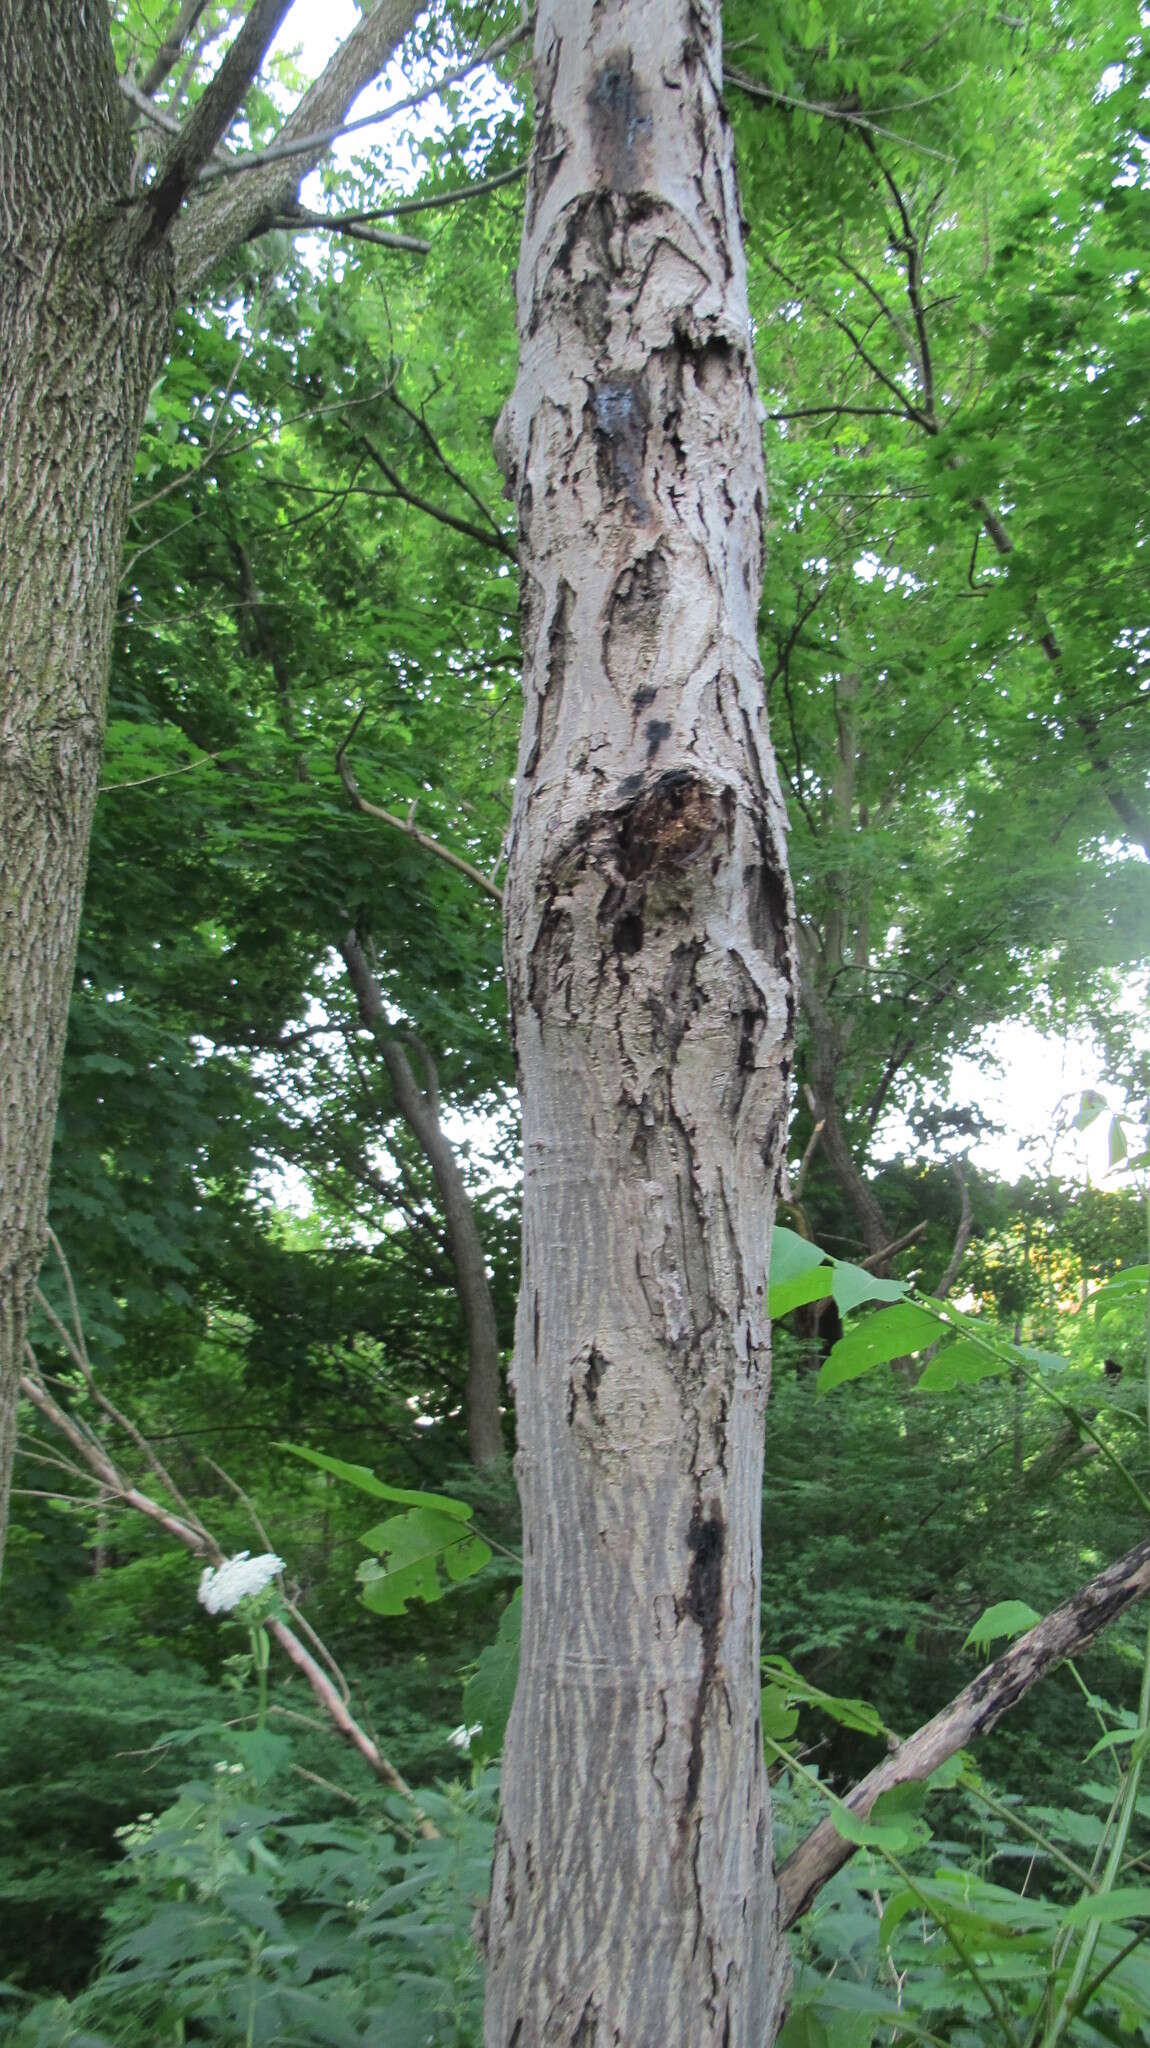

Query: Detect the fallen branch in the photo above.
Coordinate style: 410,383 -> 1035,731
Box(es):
779,1531 -> 1150,1927
934,1156 -> 974,1299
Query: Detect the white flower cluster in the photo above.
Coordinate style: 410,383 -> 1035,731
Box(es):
197,1551 -> 284,1615
447,1722 -> 483,1753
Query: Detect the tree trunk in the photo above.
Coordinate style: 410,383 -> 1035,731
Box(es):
0,0 -> 418,1584
340,934 -> 505,1464
0,5 -> 175,1578
485,3 -> 796,2040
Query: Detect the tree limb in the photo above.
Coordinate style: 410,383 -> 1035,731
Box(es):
146,0 -> 296,235
193,20 -> 531,185
779,1531 -> 1150,1927
173,0 -> 422,295
272,202 -> 430,255
354,432 -> 516,557
136,0 -> 211,101
933,1157 -> 974,1298
859,1219 -> 928,1270
307,159 -> 529,225
723,66 -> 952,162
17,1362 -> 433,1825
336,709 -> 506,906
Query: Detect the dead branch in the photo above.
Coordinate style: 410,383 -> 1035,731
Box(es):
933,1157 -> 974,1299
859,1220 -> 929,1270
779,1530 -> 1150,1926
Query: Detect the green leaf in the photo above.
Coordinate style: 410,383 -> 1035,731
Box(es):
818,1304 -> 943,1394
832,1782 -> 930,1854
1074,1089 -> 1108,1129
360,1555 -> 440,1614
963,1600 -> 1041,1652
771,1226 -> 829,1287
761,1656 -> 886,1736
463,1593 -> 522,1760
278,1443 -> 472,1519
355,1503 -> 492,1613
1109,1116 -> 1128,1167
1062,1886 -> 1150,1928
761,1684 -> 800,1740
770,1265 -> 835,1318
1090,1265 -> 1149,1308
230,1727 -> 292,1786
830,1263 -> 908,1315
916,1339 -> 1009,1391
358,1508 -> 469,1558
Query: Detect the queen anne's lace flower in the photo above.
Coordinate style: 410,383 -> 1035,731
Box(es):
198,1551 -> 284,1615
447,1722 -> 483,1753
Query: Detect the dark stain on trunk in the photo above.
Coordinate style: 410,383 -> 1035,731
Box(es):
590,375 -> 650,521
616,772 -> 730,882
684,1499 -> 724,1811
587,48 -> 652,192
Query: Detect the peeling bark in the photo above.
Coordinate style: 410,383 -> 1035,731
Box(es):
485,4 -> 795,2041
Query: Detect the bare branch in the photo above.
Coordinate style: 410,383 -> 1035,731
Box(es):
779,1530 -> 1150,1926
274,203 -> 430,255
119,73 -> 232,161
859,1219 -> 928,1269
17,1365 -> 433,1826
336,710 -> 506,907
311,159 -> 529,225
136,0 -> 211,101
933,1158 -> 974,1298
354,432 -> 516,556
146,0 -> 296,235
724,66 -> 952,163
766,404 -> 908,423
389,387 -> 508,536
195,19 -> 531,186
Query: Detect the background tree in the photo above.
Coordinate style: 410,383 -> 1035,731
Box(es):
0,0 -> 437,1573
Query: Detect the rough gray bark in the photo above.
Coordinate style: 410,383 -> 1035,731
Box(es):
0,2 -> 175,1581
340,933 -> 505,1466
0,0 -> 418,1583
484,2 -> 796,2040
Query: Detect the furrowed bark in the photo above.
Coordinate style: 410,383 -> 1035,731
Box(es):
779,1531 -> 1150,1928
340,933 -> 505,1465
0,0 -> 435,1585
0,2 -> 175,1580
485,3 -> 796,2041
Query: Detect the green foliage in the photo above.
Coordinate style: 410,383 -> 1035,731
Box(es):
462,1593 -> 521,1764
0,1732 -> 496,2048
280,1446 -> 494,1613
